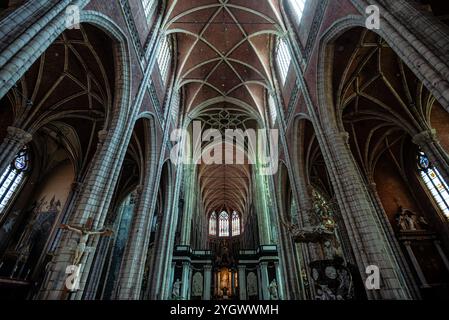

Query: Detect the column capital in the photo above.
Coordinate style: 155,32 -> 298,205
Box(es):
6,126 -> 32,144
412,129 -> 437,146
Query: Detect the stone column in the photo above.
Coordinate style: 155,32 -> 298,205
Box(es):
180,165 -> 195,245
238,265 -> 247,300
203,265 -> 212,300
321,129 -> 412,299
181,262 -> 191,300
117,168 -> 158,300
38,124 -> 133,300
0,126 -> 32,174
167,262 -> 176,300
351,0 -> 449,109
434,241 -> 449,273
377,0 -> 449,66
403,241 -> 430,288
259,262 -> 270,300
367,182 -> 421,299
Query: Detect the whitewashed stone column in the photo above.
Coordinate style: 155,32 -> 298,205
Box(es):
181,262 -> 191,300
117,136 -> 159,300
38,121 -> 133,299
321,129 -> 412,299
367,182 -> 421,299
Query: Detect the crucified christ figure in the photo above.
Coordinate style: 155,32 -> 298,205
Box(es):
60,221 -> 113,265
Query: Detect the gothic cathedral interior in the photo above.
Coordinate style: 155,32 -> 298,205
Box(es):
1,0 -> 449,301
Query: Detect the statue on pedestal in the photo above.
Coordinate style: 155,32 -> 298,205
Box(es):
395,204 -> 429,232
268,279 -> 279,300
172,278 -> 182,299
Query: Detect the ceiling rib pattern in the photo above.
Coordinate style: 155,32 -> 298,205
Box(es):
165,0 -> 283,115
164,0 -> 283,217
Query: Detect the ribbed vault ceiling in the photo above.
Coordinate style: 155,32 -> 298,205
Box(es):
164,0 -> 283,219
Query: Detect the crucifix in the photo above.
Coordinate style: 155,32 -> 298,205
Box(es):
60,218 -> 113,266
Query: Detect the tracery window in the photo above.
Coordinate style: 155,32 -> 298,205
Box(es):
0,148 -> 30,216
275,38 -> 291,85
219,211 -> 230,237
142,0 -> 157,21
288,0 -> 306,23
157,36 -> 172,84
209,212 -> 217,236
232,211 -> 240,236
418,151 -> 449,218
209,210 -> 242,237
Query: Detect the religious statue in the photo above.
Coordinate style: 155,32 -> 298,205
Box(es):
311,189 -> 337,232
60,219 -> 113,265
395,205 -> 429,232
172,278 -> 182,299
323,240 -> 336,260
220,270 -> 230,295
310,260 -> 354,301
268,279 -> 279,300
315,284 -> 336,300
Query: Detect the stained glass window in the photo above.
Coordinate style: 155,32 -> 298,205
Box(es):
157,36 -> 172,84
219,211 -> 229,237
418,151 -> 449,218
275,38 -> 291,85
209,212 -> 217,236
232,211 -> 240,236
0,148 -> 30,216
288,0 -> 306,23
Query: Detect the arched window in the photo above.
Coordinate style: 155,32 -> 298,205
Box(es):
157,36 -> 172,84
288,0 -> 306,23
209,212 -> 217,236
142,0 -> 157,21
0,148 -> 30,216
219,211 -> 229,237
232,211 -> 240,236
418,151 -> 449,218
275,38 -> 291,85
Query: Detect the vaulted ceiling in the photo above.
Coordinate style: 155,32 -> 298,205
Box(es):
163,0 -> 284,218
